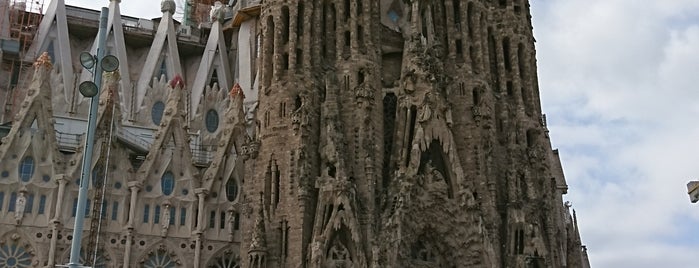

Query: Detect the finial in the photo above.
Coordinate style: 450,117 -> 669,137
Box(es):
34,52 -> 53,69
169,74 -> 185,89
229,83 -> 245,99
210,1 -> 226,23
161,0 -> 176,14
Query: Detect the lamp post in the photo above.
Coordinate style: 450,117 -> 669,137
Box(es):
64,7 -> 119,268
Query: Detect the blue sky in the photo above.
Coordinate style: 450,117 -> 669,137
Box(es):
62,1 -> 699,267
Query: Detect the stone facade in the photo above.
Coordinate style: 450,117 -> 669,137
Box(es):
0,0 -> 589,267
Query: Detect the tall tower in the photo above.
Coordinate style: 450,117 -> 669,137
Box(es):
242,0 -> 588,267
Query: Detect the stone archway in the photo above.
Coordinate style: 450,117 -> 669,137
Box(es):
206,248 -> 241,268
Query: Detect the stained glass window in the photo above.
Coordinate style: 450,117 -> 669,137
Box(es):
19,157 -> 35,182
206,109 -> 219,133
161,172 -> 175,196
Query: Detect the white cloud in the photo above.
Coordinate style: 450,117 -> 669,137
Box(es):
532,1 -> 699,267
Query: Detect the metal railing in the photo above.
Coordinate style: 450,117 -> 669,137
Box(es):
191,143 -> 216,166
114,127 -> 151,153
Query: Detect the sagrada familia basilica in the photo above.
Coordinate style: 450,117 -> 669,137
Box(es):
0,0 -> 590,267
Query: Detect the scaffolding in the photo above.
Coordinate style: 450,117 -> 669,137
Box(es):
0,0 -> 45,123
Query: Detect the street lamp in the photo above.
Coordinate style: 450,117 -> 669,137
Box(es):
63,7 -> 118,268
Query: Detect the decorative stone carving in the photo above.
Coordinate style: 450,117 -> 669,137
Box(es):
14,188 -> 27,225
160,0 -> 176,14
210,1 -> 226,23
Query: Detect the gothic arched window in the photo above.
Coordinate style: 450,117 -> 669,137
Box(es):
19,157 -> 35,182
161,172 -> 175,196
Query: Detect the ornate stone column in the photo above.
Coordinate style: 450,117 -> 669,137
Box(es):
123,181 -> 141,268
47,175 -> 69,267
193,188 -> 208,268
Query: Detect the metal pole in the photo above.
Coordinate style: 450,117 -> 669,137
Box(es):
67,7 -> 108,268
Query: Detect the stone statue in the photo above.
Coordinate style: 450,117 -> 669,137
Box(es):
15,190 -> 27,224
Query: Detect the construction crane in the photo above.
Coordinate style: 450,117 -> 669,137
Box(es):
0,0 -> 45,123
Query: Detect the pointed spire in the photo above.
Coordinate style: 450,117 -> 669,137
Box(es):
250,193 -> 267,251
191,12 -> 233,116
135,1 -> 184,113
25,0 -> 74,105
79,0 -> 132,120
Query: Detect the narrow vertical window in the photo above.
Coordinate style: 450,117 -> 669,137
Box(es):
234,213 -> 240,230
19,157 -> 35,182
209,211 -> 216,229
112,201 -> 119,221
85,199 -> 91,218
220,211 -> 226,229
297,3 -> 304,37
503,38 -> 512,72
8,192 -> 17,212
154,205 -> 161,224
24,194 -> 34,213
101,201 -> 108,218
180,207 -> 187,226
47,41 -> 56,64
71,198 -> 77,217
161,171 -> 175,196
282,6 -> 290,44
0,192 -> 4,211
38,195 -> 46,214
452,0 -> 462,29
159,58 -> 168,80
143,204 -> 150,223
169,207 -> 175,225
209,69 -> 219,88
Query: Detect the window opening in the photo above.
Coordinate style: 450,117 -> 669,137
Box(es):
206,109 -> 220,133
161,171 -> 175,196
144,204 -> 150,223
180,207 -> 187,226
209,69 -> 219,88
24,194 -> 34,213
209,211 -> 216,229
220,211 -> 226,229
19,157 -> 35,182
151,101 -> 166,125
9,192 -> 17,212
226,177 -> 239,202
112,201 -> 118,221
154,205 -> 161,224
169,207 -> 175,225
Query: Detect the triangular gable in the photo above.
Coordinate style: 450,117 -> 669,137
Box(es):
136,77 -> 196,186
78,1 -> 132,121
135,8 -> 183,112
25,0 -> 74,105
201,86 -> 246,191
0,54 -> 63,175
191,19 -> 233,117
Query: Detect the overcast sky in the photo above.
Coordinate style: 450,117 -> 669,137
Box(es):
61,1 -> 699,267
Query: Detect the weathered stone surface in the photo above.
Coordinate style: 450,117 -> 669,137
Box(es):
0,0 -> 588,267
